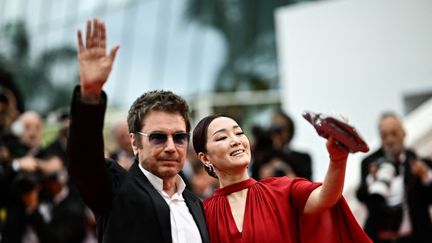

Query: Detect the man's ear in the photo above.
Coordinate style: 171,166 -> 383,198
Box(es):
130,133 -> 139,155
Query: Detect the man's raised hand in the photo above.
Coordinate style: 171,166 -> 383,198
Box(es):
77,17 -> 119,103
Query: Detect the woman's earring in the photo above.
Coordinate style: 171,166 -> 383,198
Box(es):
208,164 -> 215,174
205,163 -> 218,178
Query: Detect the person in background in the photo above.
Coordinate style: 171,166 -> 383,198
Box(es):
0,68 -> 25,134
42,109 -> 99,242
22,154 -> 88,243
257,150 -> 296,180
1,111 -> 43,241
0,87 -> 20,134
356,112 -> 432,242
109,121 -> 134,171
1,153 -> 89,243
269,110 -> 313,180
14,111 -> 44,156
44,109 -> 70,165
5,111 -> 43,178
189,156 -> 218,199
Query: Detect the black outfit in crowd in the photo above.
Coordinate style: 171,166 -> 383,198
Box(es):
26,189 -> 88,243
250,148 -> 312,181
356,148 -> 432,242
67,87 -> 209,243
282,149 -> 312,181
1,173 -> 87,243
0,170 -> 31,242
43,139 -> 67,166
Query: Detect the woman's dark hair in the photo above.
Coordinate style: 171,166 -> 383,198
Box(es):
192,114 -> 232,178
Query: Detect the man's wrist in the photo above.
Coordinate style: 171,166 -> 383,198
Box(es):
81,94 -> 101,104
80,87 -> 102,104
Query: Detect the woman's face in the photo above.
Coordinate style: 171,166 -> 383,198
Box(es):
201,117 -> 251,175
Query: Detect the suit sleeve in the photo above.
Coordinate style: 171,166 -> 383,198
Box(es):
67,86 -> 112,215
300,197 -> 372,243
421,158 -> 432,203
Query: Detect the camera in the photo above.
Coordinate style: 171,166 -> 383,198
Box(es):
14,171 -> 40,194
368,158 -> 396,197
367,158 -> 403,231
0,132 -> 30,165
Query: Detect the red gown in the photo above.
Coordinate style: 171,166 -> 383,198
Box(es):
204,177 -> 371,243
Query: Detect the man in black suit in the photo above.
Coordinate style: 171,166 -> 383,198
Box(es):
44,109 -> 70,165
356,112 -> 432,242
1,154 -> 88,243
24,155 -> 88,243
67,18 -> 209,243
270,110 -> 313,180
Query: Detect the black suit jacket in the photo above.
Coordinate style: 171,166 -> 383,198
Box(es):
67,87 -> 209,243
356,148 -> 432,242
1,175 -> 87,243
27,188 -> 88,243
283,149 -> 312,181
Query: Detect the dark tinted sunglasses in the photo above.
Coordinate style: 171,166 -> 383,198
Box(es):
137,132 -> 189,147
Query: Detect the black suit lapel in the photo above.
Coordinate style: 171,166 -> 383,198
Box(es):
130,164 -> 172,243
184,191 -> 209,243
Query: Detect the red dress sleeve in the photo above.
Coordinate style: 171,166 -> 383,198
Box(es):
300,197 -> 372,243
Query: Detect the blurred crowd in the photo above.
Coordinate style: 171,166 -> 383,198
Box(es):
249,110 -> 312,182
0,70 -> 96,243
1,66 -> 431,242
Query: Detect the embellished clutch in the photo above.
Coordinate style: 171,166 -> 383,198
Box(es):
303,111 -> 369,153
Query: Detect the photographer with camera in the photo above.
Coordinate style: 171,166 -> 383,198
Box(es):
356,112 -> 432,242
269,110 -> 313,180
2,154 -> 88,243
250,111 -> 313,181
23,154 -> 88,243
1,109 -> 90,242
0,123 -> 40,242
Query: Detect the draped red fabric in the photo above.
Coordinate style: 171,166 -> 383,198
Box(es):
204,177 -> 371,243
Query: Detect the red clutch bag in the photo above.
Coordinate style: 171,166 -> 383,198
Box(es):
303,111 -> 369,153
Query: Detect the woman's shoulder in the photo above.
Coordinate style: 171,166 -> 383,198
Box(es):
257,177 -> 321,208
257,176 -> 319,194
203,194 -> 223,210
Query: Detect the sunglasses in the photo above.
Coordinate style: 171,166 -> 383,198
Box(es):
137,131 -> 189,147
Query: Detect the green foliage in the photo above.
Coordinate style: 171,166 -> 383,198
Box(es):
185,0 -> 320,93
0,20 -> 78,115
185,0 -> 320,124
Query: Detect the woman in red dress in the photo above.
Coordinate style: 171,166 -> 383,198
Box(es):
192,114 -> 371,243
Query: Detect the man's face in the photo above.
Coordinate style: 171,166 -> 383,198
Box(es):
379,117 -> 405,157
39,156 -> 66,196
131,111 -> 188,179
270,114 -> 292,149
113,123 -> 132,153
20,113 -> 43,150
